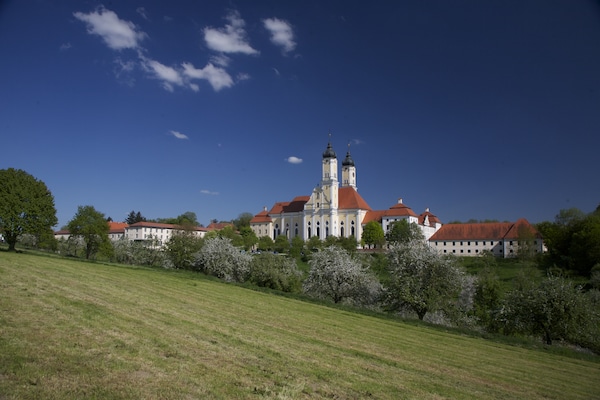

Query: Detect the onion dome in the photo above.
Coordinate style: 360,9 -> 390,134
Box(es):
342,147 -> 354,166
322,141 -> 336,159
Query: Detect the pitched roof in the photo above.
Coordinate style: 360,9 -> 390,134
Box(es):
383,199 -> 417,218
108,222 -> 128,234
429,219 -> 540,241
419,209 -> 441,225
339,187 -> 372,210
250,208 -> 272,224
362,210 -> 386,225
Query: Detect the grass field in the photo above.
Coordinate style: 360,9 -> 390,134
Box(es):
1,251 -> 599,399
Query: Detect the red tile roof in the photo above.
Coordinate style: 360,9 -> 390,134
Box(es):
362,210 -> 386,225
250,208 -> 272,224
429,219 -> 540,241
383,199 -> 417,218
419,209 -> 441,225
108,222 -> 128,234
339,187 -> 372,210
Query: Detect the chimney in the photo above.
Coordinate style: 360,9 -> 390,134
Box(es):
397,198 -> 403,204
425,207 -> 430,212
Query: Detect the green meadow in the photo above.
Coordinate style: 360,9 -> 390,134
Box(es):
1,251 -> 598,399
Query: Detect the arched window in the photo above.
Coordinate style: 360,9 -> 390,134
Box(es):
351,220 -> 355,237
307,222 -> 311,238
295,223 -> 298,236
316,221 -> 320,238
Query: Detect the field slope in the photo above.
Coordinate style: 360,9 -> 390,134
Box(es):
1,251 -> 598,399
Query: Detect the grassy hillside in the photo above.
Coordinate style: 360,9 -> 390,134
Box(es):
1,251 -> 598,399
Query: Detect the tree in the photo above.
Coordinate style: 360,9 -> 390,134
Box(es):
274,234 -> 290,253
362,220 -> 385,249
193,237 -> 252,282
249,253 -> 302,292
500,275 -> 590,346
67,205 -> 110,259
385,239 -> 467,321
238,226 -> 258,251
163,230 -> 204,269
257,235 -> 274,251
289,236 -> 305,259
125,210 -> 146,225
233,212 -> 254,230
303,246 -> 382,306
386,219 -> 424,244
473,264 -> 503,331
0,168 -> 58,251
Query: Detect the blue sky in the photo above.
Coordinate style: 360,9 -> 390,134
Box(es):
1,1 -> 599,229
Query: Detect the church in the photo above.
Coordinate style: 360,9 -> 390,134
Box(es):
250,139 -> 442,244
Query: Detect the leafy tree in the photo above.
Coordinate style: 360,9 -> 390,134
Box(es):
67,205 -> 110,260
303,246 -> 382,306
233,212 -> 254,230
499,275 -> 591,346
537,207 -> 600,276
306,235 -> 322,252
385,239 -> 467,321
249,253 -> 302,292
473,264 -> 503,331
289,236 -> 305,259
0,168 -> 58,251
362,220 -> 385,249
257,235 -> 274,251
337,236 -> 358,254
193,237 -> 252,282
386,219 -> 424,244
125,210 -> 146,225
274,234 -> 290,253
239,226 -> 258,251
112,237 -> 164,266
163,230 -> 204,269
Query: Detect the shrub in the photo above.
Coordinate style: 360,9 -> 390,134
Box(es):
193,237 -> 251,282
249,253 -> 303,292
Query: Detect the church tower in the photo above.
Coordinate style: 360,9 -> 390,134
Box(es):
320,137 -> 339,210
341,143 -> 357,190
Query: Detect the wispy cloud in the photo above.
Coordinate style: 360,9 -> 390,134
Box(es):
74,7 -> 146,50
182,62 -> 233,91
141,57 -> 184,92
169,130 -> 188,140
351,139 -> 364,145
286,156 -> 303,164
263,18 -> 296,53
59,42 -> 72,51
136,7 -> 149,21
200,189 -> 219,195
203,11 -> 259,55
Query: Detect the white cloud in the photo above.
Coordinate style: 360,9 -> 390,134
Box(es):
182,62 -> 234,91
203,11 -> 259,55
200,189 -> 219,195
74,7 -> 146,50
169,130 -> 188,139
286,156 -> 303,164
351,139 -> 364,145
209,54 -> 231,67
59,42 -> 72,51
141,57 -> 184,91
263,18 -> 296,53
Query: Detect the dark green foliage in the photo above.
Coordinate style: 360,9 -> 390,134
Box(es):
233,212 -> 254,230
386,219 -> 424,244
249,253 -> 302,292
239,226 -> 258,251
67,205 -> 110,260
499,274 -> 595,348
289,236 -> 305,259
473,266 -> 503,332
537,206 -> 600,276
163,230 -> 204,269
273,235 -> 290,253
257,235 -> 274,251
125,210 -> 146,225
0,168 -> 58,251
